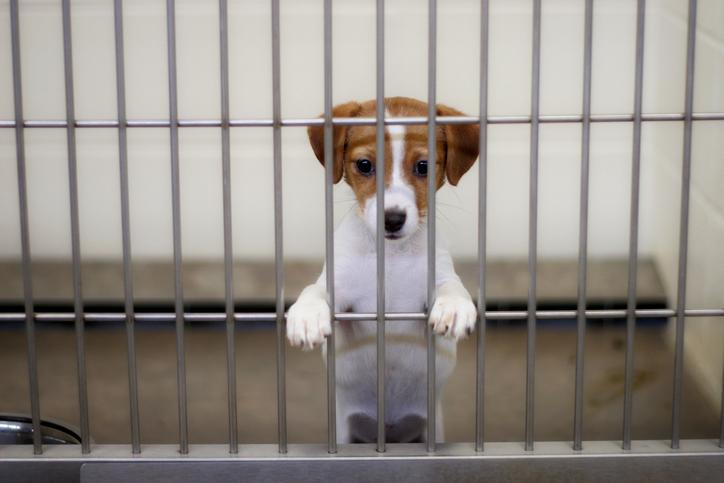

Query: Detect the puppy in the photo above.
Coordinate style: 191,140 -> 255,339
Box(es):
287,96 -> 479,444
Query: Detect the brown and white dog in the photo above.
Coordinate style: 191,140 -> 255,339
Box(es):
287,96 -> 479,444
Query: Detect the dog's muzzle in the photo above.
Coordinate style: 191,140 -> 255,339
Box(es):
384,209 -> 406,238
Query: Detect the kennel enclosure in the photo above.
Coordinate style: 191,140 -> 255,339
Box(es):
1,0 -> 724,481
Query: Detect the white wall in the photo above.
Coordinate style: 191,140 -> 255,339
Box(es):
644,0 -> 724,412
0,0 -> 692,262
0,0 -> 721,332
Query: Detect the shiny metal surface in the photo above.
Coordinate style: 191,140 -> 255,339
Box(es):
475,0 -> 489,454
164,0 -> 189,455
113,0 -> 141,455
0,415 -> 81,445
9,0 -> 42,456
623,0 -> 647,451
1,441 -> 722,483
218,0 -> 238,455
426,0 -> 438,453
573,0 -> 594,452
323,0 -> 337,455
671,0 -> 698,450
61,0 -> 90,455
271,0 -> 287,455
375,0 -> 387,454
525,0 -> 542,452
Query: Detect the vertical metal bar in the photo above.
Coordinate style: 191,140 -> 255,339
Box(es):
671,0 -> 698,450
113,0 -> 141,454
375,0 -> 386,454
426,0 -> 437,453
218,0 -> 238,454
61,0 -> 90,454
323,0 -> 337,455
165,0 -> 189,455
474,0 -> 489,454
271,0 -> 287,454
525,0 -> 541,452
623,0 -> 646,451
573,0 -> 594,452
10,0 -> 42,456
720,362 -> 724,448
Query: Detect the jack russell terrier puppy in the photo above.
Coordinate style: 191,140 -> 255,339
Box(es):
287,96 -> 480,444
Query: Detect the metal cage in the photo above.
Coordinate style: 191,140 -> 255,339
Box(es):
1,0 -> 723,482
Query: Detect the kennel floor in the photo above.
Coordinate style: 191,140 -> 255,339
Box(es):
0,259 -> 718,445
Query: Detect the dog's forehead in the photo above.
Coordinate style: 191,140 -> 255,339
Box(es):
385,97 -> 428,117
346,125 -> 378,154
347,98 -> 431,149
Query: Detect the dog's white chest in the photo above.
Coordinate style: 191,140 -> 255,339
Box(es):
326,216 -> 457,422
335,252 -> 427,315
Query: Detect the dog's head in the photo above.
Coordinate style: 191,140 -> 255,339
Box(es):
308,96 -> 479,241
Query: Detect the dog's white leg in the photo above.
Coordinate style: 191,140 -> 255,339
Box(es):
428,279 -> 478,341
286,282 -> 332,350
435,401 -> 445,443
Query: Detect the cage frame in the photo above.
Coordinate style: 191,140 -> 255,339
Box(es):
1,0 -> 723,480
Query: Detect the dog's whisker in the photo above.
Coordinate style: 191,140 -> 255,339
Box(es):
435,200 -> 469,214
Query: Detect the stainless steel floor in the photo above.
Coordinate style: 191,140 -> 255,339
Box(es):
0,259 -> 717,445
0,322 -> 718,445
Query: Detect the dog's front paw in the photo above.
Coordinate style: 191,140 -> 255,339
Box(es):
429,295 -> 477,340
286,296 -> 332,351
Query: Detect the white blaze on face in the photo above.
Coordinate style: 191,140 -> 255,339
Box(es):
388,123 -> 406,190
362,110 -> 420,240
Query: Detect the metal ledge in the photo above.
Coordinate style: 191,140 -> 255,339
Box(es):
2,442 -> 723,483
1,440 -> 723,460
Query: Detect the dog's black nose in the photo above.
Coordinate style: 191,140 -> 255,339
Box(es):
384,209 -> 407,233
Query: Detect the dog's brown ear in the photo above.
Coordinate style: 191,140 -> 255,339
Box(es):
307,101 -> 362,183
437,104 -> 480,186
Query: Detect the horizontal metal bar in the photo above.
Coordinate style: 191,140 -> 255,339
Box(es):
334,309 -> 724,321
0,308 -> 722,324
3,442 -> 723,483
1,112 -> 723,130
1,440 -> 723,461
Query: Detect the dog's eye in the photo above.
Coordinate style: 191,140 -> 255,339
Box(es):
356,159 -> 375,176
413,160 -> 428,177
